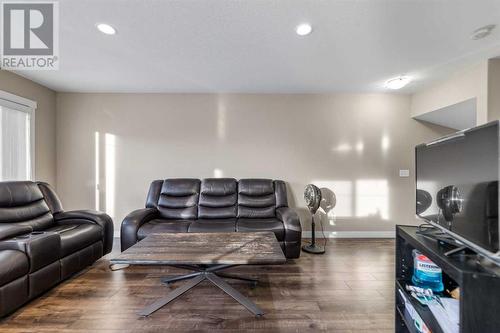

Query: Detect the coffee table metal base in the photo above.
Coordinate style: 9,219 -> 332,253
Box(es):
139,264 -> 263,317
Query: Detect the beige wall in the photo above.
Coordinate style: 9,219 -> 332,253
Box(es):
56,93 -> 451,234
411,62 -> 489,125
487,59 -> 500,121
0,71 -> 56,184
0,67 -> 488,235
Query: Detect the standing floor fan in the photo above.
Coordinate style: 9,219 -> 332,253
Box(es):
302,184 -> 325,254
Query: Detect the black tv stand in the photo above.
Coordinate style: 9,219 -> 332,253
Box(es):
416,226 -> 476,258
396,225 -> 500,333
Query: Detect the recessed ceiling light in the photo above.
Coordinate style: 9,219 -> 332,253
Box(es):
471,24 -> 495,40
96,23 -> 116,35
385,76 -> 411,90
295,23 -> 312,36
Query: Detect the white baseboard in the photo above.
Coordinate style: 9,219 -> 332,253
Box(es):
301,230 -> 395,238
114,231 -> 395,238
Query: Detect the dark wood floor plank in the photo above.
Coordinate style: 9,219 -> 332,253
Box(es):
0,238 -> 396,332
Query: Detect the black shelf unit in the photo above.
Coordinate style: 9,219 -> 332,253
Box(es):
395,225 -> 500,333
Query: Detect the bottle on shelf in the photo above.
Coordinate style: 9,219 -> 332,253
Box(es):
411,249 -> 444,293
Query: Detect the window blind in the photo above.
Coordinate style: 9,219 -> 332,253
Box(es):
0,92 -> 35,181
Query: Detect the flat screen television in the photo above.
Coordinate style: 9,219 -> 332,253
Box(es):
416,121 -> 499,262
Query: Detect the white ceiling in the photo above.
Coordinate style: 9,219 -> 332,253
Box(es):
13,0 -> 500,93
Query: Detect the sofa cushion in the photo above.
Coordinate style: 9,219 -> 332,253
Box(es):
236,218 -> 285,241
46,224 -> 102,257
137,219 -> 193,240
0,181 -> 54,230
0,224 -> 32,241
238,179 -> 274,196
188,219 -> 236,233
238,179 -> 276,218
157,179 -> 200,220
0,250 -> 29,286
198,178 -> 237,219
60,242 -> 103,280
0,181 -> 44,207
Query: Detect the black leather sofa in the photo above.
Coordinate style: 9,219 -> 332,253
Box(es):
121,178 -> 302,259
0,181 -> 113,317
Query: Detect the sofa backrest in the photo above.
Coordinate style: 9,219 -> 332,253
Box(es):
199,178 -> 237,219
146,178 -> 288,220
146,179 -> 200,219
237,179 -> 277,218
0,181 -> 55,230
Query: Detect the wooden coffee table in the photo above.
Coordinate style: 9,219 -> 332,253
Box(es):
110,232 -> 286,317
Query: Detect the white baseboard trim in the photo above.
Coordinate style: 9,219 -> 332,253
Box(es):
301,230 -> 395,238
114,231 -> 395,238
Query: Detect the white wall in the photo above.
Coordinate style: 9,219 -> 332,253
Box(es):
56,93 -> 451,234
0,71 -> 57,184
411,62 -> 489,126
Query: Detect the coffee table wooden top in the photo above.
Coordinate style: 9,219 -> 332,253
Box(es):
111,232 -> 286,265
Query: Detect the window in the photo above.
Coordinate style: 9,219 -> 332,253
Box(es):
0,91 -> 36,181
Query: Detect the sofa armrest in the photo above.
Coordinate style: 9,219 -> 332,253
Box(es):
120,208 -> 159,251
54,210 -> 114,255
0,224 -> 32,241
0,231 -> 61,273
276,207 -> 302,259
276,207 -> 302,242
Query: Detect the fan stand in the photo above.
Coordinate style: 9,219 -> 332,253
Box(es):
302,215 -> 325,254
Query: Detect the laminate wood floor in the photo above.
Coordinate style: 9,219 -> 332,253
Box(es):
0,239 -> 395,333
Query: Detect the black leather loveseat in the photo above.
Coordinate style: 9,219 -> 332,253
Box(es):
0,181 -> 113,317
121,178 -> 301,259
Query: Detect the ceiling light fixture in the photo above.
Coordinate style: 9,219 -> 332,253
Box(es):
471,24 -> 495,40
96,23 -> 116,35
385,76 -> 411,90
295,23 -> 312,36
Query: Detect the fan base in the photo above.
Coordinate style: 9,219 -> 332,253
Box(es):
302,243 -> 325,254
